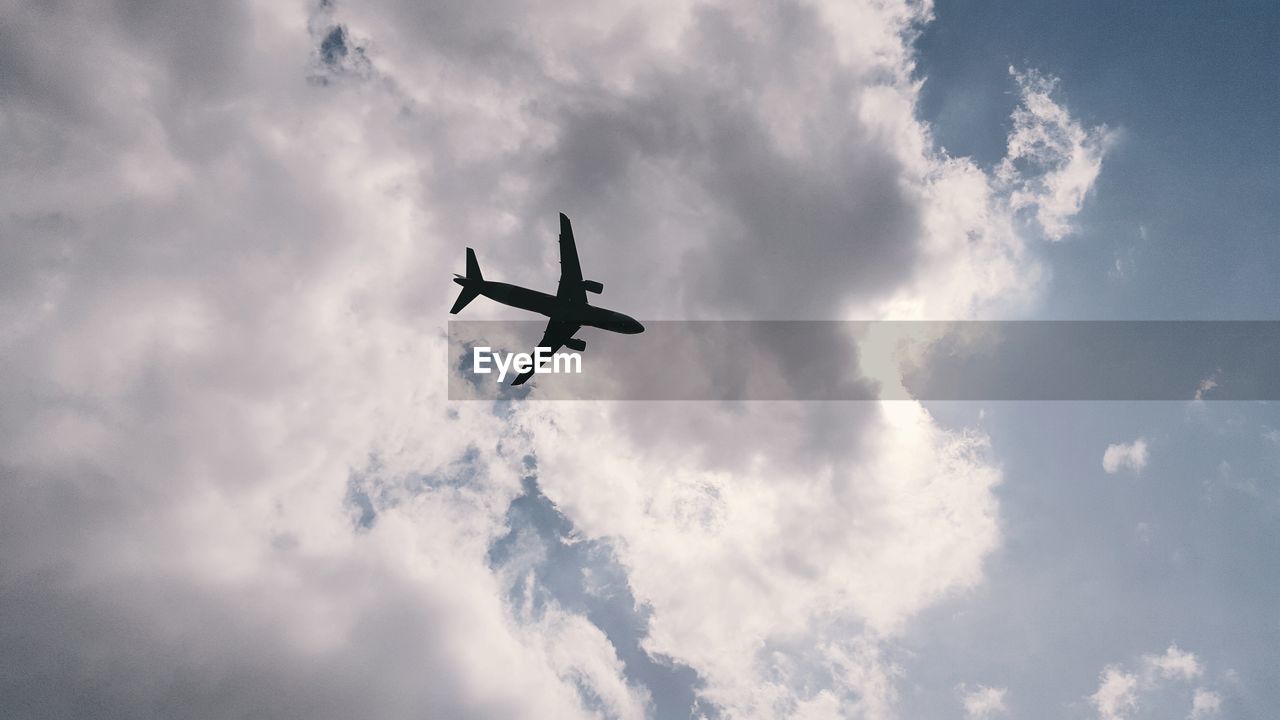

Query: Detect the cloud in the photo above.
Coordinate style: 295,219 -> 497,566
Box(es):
1189,688 -> 1222,718
1145,644 -> 1203,682
519,399 -> 1003,716
1103,438 -> 1149,474
1193,372 -> 1219,401
0,0 -> 1114,717
997,68 -> 1117,241
1091,667 -> 1140,720
960,684 -> 1009,719
1088,644 -> 1220,720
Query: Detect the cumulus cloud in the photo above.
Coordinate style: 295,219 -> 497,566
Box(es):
1189,688 -> 1222,718
1088,644 -> 1220,720
998,67 -> 1116,241
521,400 -> 1003,716
1103,438 -> 1149,474
960,684 -> 1009,718
1091,667 -> 1140,720
1146,644 -> 1203,682
0,0 -> 1113,717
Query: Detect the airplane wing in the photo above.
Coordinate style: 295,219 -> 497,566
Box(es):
511,319 -> 581,386
555,212 -> 586,305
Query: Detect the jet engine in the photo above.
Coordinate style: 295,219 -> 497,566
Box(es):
581,280 -> 604,294
565,337 -> 586,352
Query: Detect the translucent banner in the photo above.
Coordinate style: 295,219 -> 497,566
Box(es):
448,321 -> 1280,401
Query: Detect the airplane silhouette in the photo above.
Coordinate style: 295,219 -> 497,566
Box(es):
451,212 -> 644,385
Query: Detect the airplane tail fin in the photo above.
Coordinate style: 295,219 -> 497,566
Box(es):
450,248 -> 483,314
465,247 -> 482,282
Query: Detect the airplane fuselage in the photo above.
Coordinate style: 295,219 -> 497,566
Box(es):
462,279 -> 644,334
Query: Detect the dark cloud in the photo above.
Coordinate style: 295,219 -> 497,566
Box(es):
517,3 -> 922,319
0,491 -> 531,720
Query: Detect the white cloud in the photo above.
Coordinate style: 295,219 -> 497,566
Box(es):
0,0 -> 1115,717
1088,644 -> 1218,720
1145,644 -> 1203,681
1103,438 -> 1149,474
1189,688 -> 1222,718
521,400 -> 1003,717
1193,372 -> 1219,401
1091,667 -> 1140,720
998,67 -> 1117,241
960,684 -> 1009,719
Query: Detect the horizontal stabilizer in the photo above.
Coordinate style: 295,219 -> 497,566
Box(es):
451,248 -> 483,314
450,285 -> 481,314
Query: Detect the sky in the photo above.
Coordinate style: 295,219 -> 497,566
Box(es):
1,1 -> 1277,719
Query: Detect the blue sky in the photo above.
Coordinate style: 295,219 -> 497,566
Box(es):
907,4 -> 1279,716
916,0 -> 1280,319
911,401 -> 1280,718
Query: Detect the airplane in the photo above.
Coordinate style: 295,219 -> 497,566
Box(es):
450,212 -> 644,385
